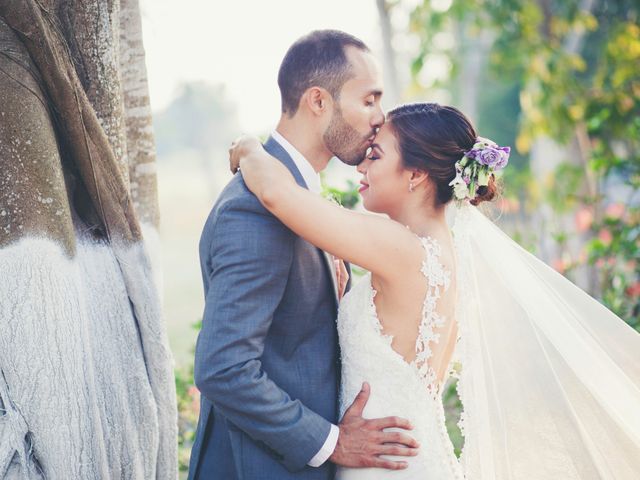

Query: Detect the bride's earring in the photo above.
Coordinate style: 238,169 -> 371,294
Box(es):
409,182 -> 415,192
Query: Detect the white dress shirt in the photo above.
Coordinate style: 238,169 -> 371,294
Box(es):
270,130 -> 340,468
271,130 -> 322,194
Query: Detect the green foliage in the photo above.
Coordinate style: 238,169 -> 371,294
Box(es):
586,204 -> 640,328
321,179 -> 361,209
443,379 -> 464,457
544,162 -> 586,213
176,320 -> 202,473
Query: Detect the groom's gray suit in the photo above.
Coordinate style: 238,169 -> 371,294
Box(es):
189,136 -> 344,479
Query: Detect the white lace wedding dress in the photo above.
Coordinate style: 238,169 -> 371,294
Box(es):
336,236 -> 465,480
335,205 -> 640,480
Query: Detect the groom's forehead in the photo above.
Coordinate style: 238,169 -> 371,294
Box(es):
345,46 -> 382,77
344,48 -> 383,94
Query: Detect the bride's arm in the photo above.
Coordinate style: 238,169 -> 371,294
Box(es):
230,136 -> 421,280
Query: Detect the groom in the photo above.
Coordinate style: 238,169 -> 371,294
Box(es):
189,30 -> 417,479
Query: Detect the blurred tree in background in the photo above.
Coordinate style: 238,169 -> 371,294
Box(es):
154,82 -> 239,159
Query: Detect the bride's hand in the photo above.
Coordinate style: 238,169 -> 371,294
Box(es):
229,135 -> 263,174
227,135 -> 296,205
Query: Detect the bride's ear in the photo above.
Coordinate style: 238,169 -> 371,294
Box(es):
410,169 -> 429,188
305,87 -> 332,116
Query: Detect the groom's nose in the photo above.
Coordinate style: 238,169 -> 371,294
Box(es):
371,105 -> 385,129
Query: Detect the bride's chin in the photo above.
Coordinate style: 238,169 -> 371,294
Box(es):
361,198 -> 382,214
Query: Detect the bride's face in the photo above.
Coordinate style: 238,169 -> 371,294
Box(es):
357,123 -> 412,215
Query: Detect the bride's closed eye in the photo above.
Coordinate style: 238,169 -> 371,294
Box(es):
368,145 -> 382,161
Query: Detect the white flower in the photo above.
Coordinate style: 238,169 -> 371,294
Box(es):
477,168 -> 489,187
453,182 -> 469,200
449,163 -> 470,200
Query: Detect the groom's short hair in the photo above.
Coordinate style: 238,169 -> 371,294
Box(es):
278,30 -> 370,116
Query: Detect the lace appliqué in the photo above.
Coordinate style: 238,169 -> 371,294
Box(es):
415,236 -> 451,397
369,235 -> 452,400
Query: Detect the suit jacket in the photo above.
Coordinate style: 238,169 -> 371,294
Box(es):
188,136 -> 344,480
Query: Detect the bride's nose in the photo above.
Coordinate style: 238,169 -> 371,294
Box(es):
357,158 -> 369,174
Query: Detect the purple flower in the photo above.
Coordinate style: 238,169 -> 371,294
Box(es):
495,146 -> 510,169
475,146 -> 510,170
465,150 -> 478,160
451,138 -> 511,201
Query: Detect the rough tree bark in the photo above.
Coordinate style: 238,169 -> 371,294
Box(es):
0,0 -> 176,478
119,0 -> 160,228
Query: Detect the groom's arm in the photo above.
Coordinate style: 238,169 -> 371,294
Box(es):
194,196 -> 333,472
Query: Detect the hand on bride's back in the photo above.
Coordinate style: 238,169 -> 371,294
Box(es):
330,382 -> 419,470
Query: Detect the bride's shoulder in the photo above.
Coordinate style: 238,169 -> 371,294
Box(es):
365,217 -> 449,283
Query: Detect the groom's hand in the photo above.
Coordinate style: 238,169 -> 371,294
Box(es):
335,258 -> 349,300
329,382 -> 419,470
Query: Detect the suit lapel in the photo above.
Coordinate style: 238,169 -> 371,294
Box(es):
263,136 -> 308,189
323,250 -> 340,304
263,136 -> 340,304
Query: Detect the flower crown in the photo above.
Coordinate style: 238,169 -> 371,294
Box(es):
448,137 -> 510,201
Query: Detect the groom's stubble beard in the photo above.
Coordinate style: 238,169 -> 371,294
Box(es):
323,103 -> 373,166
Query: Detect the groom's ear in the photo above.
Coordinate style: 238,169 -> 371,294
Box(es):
305,86 -> 332,117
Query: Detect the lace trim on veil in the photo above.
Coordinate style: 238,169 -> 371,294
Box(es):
450,206 -> 474,469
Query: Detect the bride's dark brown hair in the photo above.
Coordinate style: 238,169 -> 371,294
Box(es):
387,103 -> 497,206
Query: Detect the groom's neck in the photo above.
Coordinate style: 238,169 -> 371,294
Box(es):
276,116 -> 332,173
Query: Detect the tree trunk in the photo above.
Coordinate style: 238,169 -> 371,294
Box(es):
376,0 -> 400,107
119,0 -> 160,228
528,0 -> 598,291
0,0 -> 176,477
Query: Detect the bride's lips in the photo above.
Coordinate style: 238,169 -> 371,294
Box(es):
358,180 -> 369,193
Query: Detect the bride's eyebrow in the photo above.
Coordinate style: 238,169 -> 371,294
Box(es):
372,143 -> 384,154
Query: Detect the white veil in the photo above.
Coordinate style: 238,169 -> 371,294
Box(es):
450,203 -> 640,479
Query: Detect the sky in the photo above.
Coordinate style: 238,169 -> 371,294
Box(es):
140,0 -> 395,134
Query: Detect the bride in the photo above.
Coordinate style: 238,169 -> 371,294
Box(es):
229,102 -> 640,479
